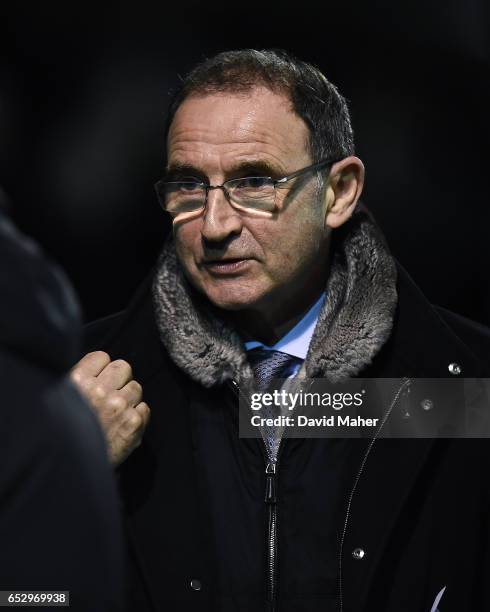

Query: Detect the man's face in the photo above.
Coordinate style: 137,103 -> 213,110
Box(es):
166,86 -> 330,312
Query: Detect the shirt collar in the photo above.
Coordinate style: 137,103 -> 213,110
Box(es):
244,294 -> 325,360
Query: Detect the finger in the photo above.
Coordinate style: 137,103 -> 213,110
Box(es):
119,380 -> 143,407
96,359 -> 133,390
119,407 -> 144,439
134,402 -> 150,429
70,351 -> 111,382
71,372 -> 100,399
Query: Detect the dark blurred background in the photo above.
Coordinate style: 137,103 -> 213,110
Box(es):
1,1 -> 489,324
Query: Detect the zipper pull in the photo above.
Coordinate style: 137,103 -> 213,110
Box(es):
265,462 -> 277,504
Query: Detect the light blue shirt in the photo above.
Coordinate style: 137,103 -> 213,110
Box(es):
244,294 -> 325,375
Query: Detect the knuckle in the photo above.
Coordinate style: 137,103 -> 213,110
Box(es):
130,380 -> 143,396
69,369 -> 83,385
92,384 -> 107,401
107,394 -> 127,412
127,410 -> 143,429
112,359 -> 133,378
87,350 -> 111,366
89,350 -> 110,360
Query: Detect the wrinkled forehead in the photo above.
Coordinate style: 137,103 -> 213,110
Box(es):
166,86 -> 311,170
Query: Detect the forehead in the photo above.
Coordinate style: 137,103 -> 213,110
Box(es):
167,86 -> 311,173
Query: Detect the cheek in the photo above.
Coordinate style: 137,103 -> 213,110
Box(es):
255,216 -> 325,281
173,222 -> 202,265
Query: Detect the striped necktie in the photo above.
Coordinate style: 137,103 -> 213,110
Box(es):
247,348 -> 302,391
247,348 -> 303,460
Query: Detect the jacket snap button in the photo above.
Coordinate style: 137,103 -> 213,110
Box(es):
190,579 -> 202,591
352,547 -> 365,560
421,398 -> 433,411
448,362 -> 462,375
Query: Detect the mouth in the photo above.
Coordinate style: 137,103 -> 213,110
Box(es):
201,258 -> 252,275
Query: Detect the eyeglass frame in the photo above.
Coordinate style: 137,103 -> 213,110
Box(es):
154,156 -> 340,218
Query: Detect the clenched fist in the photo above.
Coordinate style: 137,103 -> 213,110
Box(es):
70,351 -> 150,466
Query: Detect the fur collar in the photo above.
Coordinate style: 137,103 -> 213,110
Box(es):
152,206 -> 398,387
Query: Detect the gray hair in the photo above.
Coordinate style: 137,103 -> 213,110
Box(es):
164,48 -> 355,165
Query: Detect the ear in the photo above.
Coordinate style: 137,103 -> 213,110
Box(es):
324,156 -> 365,229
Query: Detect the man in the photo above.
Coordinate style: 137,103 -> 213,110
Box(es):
72,49 -> 490,611
0,208 -> 124,611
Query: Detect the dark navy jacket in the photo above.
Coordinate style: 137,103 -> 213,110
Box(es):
85,261 -> 490,612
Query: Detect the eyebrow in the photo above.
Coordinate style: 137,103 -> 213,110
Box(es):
164,163 -> 208,182
165,159 -> 287,182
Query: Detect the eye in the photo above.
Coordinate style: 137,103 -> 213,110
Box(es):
162,181 -> 205,201
178,181 -> 203,192
232,176 -> 272,189
163,181 -> 204,194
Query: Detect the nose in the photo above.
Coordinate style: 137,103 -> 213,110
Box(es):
200,186 -> 243,243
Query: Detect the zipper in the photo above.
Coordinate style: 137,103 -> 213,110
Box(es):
337,377 -> 411,612
228,378 -> 283,611
265,461 -> 278,609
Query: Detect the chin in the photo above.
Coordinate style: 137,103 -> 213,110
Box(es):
204,293 -> 256,311
201,283 -> 264,312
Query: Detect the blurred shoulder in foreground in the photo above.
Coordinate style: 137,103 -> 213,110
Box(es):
0,208 -> 124,611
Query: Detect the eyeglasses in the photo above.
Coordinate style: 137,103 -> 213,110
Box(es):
154,157 -> 338,219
